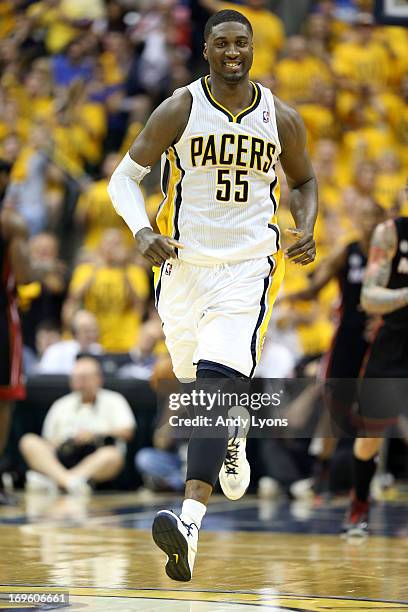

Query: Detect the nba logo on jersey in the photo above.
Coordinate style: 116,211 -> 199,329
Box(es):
263,110 -> 270,123
165,262 -> 172,276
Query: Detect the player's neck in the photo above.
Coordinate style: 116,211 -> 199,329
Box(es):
207,74 -> 253,116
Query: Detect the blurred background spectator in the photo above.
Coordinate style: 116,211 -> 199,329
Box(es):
63,228 -> 149,352
18,231 -> 67,353
116,315 -> 165,380
19,357 -> 136,495
36,309 -> 102,374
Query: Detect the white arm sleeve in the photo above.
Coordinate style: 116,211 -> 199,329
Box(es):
107,152 -> 152,236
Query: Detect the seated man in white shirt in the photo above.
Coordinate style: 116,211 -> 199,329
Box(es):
37,310 -> 103,374
19,356 -> 136,494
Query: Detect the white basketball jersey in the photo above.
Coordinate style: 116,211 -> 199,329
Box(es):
157,76 -> 281,266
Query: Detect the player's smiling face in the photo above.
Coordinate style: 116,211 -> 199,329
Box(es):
204,22 -> 253,82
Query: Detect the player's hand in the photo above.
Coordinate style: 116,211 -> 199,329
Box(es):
135,227 -> 184,267
284,229 -> 316,265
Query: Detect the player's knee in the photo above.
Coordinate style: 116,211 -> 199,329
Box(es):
354,437 -> 382,460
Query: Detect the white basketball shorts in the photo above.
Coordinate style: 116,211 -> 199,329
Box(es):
154,252 -> 285,380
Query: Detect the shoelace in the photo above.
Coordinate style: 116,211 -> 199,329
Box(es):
224,438 -> 240,475
181,519 -> 196,537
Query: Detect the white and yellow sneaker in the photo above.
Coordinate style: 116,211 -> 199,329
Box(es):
152,510 -> 199,581
219,436 -> 251,500
219,406 -> 251,501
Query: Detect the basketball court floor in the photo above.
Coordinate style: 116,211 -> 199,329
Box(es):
0,491 -> 407,611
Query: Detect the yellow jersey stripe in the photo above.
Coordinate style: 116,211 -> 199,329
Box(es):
156,147 -> 181,237
256,250 -> 285,365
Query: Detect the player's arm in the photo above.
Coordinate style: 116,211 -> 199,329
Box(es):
361,219 -> 408,314
285,244 -> 347,302
275,97 -> 318,266
108,90 -> 192,267
1,209 -> 58,284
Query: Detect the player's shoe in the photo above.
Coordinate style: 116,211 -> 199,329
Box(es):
219,435 -> 251,501
152,510 -> 199,581
342,498 -> 370,537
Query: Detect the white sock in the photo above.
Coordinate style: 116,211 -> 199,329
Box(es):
180,499 -> 206,529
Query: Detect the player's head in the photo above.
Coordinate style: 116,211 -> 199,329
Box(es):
204,10 -> 253,82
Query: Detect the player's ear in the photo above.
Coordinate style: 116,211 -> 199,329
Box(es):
203,42 -> 208,61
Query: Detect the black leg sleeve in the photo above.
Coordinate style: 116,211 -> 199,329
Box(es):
185,365 -> 249,487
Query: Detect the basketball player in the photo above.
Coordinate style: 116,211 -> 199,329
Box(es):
0,159 -> 59,505
344,215 -> 408,536
108,10 -> 318,580
285,200 -> 385,495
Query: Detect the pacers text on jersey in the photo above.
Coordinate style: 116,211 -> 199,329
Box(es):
190,134 -> 276,173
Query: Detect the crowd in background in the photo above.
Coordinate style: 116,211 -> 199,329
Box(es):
0,0 -> 407,492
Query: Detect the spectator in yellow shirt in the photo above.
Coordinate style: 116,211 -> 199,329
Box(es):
49,79 -> 107,173
0,1 -> 15,39
64,229 -> 150,353
0,95 -> 30,144
305,12 -> 332,62
379,76 -> 408,168
17,63 -> 54,124
27,0 -> 105,55
313,0 -> 349,44
340,161 -> 377,226
374,26 -> 408,88
75,154 -> 133,251
331,13 -> 392,93
312,139 -> 342,212
299,83 -> 340,150
341,110 -> 397,164
374,152 -> 406,211
199,0 -> 285,81
276,36 -> 332,105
